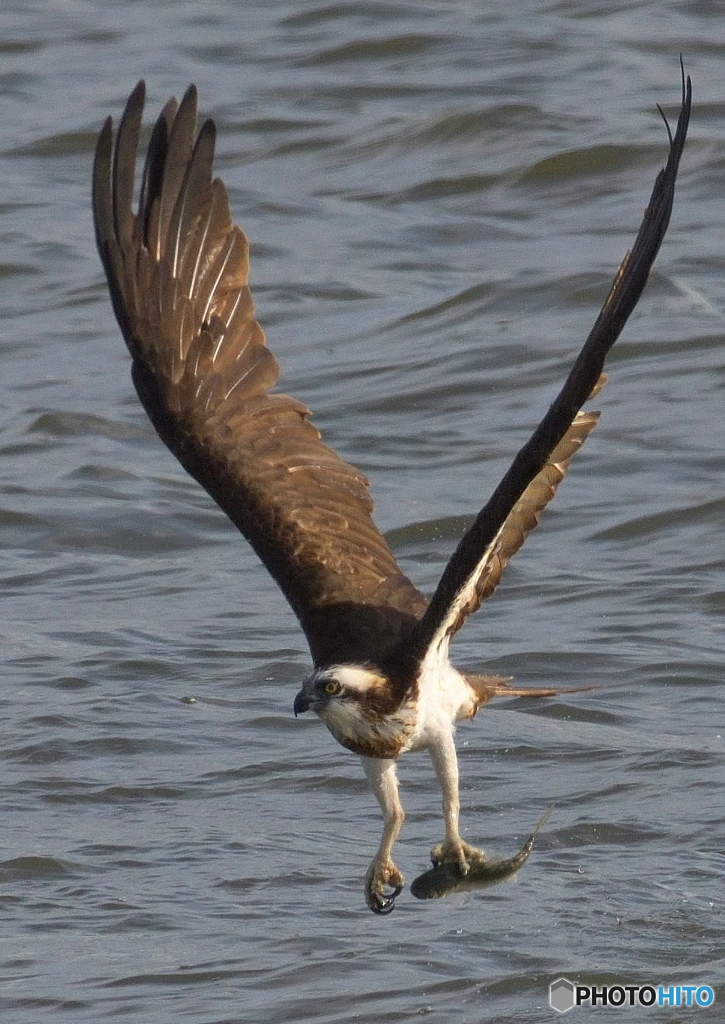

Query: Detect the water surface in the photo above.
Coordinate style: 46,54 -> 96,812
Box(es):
1,2 -> 723,1021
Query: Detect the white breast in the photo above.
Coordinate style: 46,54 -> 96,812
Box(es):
403,642 -> 475,753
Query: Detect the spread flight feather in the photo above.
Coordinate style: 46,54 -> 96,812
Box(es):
93,73 -> 690,683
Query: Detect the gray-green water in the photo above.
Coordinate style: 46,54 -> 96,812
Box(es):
2,2 -> 723,1021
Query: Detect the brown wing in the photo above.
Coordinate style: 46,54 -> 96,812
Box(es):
402,65 -> 691,673
93,81 -> 427,668
462,399 -> 602,615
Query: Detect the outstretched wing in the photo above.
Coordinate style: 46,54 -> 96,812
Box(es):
401,66 -> 691,674
93,81 -> 427,668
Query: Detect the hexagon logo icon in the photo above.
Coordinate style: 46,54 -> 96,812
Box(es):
550,977 -> 575,1013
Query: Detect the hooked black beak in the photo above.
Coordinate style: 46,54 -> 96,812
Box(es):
293,690 -> 312,717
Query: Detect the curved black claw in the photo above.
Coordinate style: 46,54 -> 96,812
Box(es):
367,883 -> 403,915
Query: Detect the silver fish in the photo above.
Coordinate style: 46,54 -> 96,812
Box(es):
410,806 -> 553,900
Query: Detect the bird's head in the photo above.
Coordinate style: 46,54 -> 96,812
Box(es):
293,664 -> 387,719
293,665 -> 414,757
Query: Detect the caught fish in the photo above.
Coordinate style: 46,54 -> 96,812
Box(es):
410,806 -> 553,900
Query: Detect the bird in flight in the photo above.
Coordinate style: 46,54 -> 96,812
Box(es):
93,71 -> 690,914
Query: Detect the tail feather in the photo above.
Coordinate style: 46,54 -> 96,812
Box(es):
465,673 -> 598,709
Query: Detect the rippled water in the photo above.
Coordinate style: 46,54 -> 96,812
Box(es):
2,2 -> 724,1021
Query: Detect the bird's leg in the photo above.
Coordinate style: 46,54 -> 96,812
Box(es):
360,756 -> 405,914
428,731 -> 486,873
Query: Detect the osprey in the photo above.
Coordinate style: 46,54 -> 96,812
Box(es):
93,73 -> 690,914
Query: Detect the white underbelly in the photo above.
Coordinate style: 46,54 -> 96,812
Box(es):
401,661 -> 475,753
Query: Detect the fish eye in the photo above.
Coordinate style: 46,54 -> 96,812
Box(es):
323,680 -> 340,695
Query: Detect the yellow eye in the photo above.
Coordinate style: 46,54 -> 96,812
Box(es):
324,680 -> 340,695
